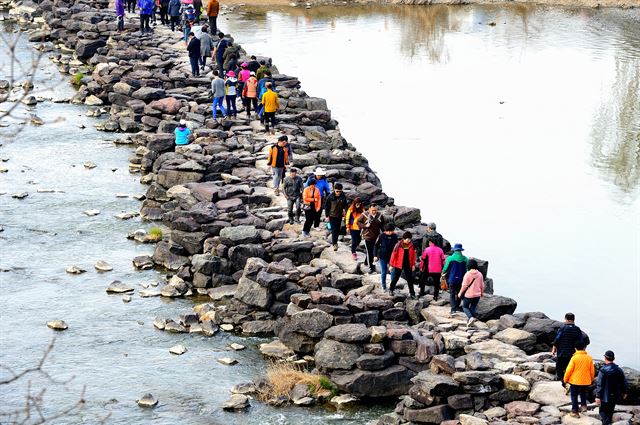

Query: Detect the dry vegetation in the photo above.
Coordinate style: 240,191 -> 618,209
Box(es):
256,361 -> 336,401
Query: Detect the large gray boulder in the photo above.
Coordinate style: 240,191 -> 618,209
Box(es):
324,324 -> 371,344
403,404 -> 451,424
464,340 -> 527,363
411,370 -> 460,397
315,339 -> 362,370
494,328 -> 538,353
528,380 -> 570,406
475,295 -> 517,321
235,277 -> 272,309
219,225 -> 260,245
290,309 -> 333,338
331,365 -> 415,397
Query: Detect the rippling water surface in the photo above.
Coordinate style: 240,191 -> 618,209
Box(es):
1,3 -> 639,424
223,3 -> 640,367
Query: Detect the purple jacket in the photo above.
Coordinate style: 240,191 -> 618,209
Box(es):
115,0 -> 125,16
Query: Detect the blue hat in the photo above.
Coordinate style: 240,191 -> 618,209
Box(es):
453,243 -> 464,251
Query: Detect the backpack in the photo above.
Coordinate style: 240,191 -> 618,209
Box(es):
185,5 -> 196,20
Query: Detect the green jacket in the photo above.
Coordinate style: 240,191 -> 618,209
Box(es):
442,251 -> 468,285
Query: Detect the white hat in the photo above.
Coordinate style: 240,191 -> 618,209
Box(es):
314,167 -> 326,176
179,119 -> 187,125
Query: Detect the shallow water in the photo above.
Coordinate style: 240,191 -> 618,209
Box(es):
222,3 -> 640,368
0,28 -> 389,424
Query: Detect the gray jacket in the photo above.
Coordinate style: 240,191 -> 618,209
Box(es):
211,78 -> 226,98
283,175 -> 303,199
199,32 -> 214,57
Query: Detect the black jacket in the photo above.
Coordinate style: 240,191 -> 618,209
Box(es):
422,230 -> 444,251
187,37 -> 201,58
374,233 -> 398,262
324,192 -> 348,218
552,323 -> 584,358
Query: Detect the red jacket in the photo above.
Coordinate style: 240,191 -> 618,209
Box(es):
389,241 -> 417,269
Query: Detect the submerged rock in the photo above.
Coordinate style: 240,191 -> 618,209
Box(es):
66,265 -> 86,274
169,344 -> 187,355
136,393 -> 158,408
106,280 -> 134,294
94,260 -> 112,271
47,320 -> 68,330
221,394 -> 250,410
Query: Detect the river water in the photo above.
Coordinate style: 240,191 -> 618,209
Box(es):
222,3 -> 640,367
0,3 -> 638,424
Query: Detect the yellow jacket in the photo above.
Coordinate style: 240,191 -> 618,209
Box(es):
345,207 -> 363,231
564,350 -> 595,386
261,90 -> 279,113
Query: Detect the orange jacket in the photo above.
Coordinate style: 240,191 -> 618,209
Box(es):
345,206 -> 362,231
266,145 -> 288,168
564,350 -> 595,386
206,0 -> 219,17
242,77 -> 258,98
303,186 -> 321,212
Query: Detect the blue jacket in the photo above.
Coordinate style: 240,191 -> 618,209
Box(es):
596,363 -> 628,403
305,176 -> 330,200
442,251 -> 468,285
137,0 -> 153,14
552,324 -> 584,358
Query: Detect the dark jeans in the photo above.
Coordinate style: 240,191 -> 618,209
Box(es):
364,239 -> 375,271
329,217 -> 342,245
350,229 -> 361,254
570,385 -> 588,412
600,401 -> 615,425
225,95 -> 237,116
244,97 -> 258,116
159,6 -> 168,24
151,5 -> 157,23
189,56 -> 200,76
303,208 -> 320,233
117,16 -> 124,31
390,266 -> 416,297
264,111 -> 276,131
126,0 -> 135,13
139,14 -> 150,32
216,59 -> 224,79
208,16 -> 217,34
449,281 -> 462,312
379,258 -> 389,289
199,55 -> 207,68
170,15 -> 179,31
421,272 -> 441,300
462,296 -> 480,319
287,197 -> 301,222
556,357 -> 572,383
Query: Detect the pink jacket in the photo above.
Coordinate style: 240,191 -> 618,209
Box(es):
238,69 -> 250,82
421,245 -> 445,273
459,269 -> 484,298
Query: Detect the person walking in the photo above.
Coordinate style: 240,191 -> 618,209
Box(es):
193,0 -> 202,22
596,350 -> 629,425
442,243 -> 468,314
345,198 -> 364,260
207,0 -> 219,34
242,71 -> 258,119
247,55 -> 260,72
422,222 -> 444,251
174,120 -> 191,145
564,341 -> 595,418
266,136 -> 289,195
237,62 -> 250,100
302,179 -> 321,237
357,203 -> 385,273
126,0 -> 135,14
420,238 -> 446,300
138,0 -> 153,33
115,0 -> 125,31
388,232 -> 417,298
211,70 -> 226,118
261,82 -> 279,134
374,223 -> 398,291
199,26 -> 214,70
224,71 -> 238,118
158,0 -> 169,25
458,259 -> 485,324
324,183 -> 348,251
182,4 -> 196,42
212,32 -> 228,78
256,60 -> 270,80
186,31 -> 201,76
305,167 -> 330,211
283,168 -> 303,225
552,313 -> 587,387
257,70 -> 275,122
168,0 -> 181,31
223,41 -> 240,75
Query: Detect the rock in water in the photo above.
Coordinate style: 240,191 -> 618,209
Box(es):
84,161 -> 97,169
47,320 -> 68,330
94,260 -> 113,272
106,280 -> 134,294
136,393 -> 158,408
222,394 -> 250,410
217,357 -> 238,366
11,192 -> 28,199
169,344 -> 187,355
66,265 -> 86,274
82,209 -> 100,216
229,343 -> 245,351
330,394 -> 359,408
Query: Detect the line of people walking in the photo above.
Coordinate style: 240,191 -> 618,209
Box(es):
116,0 -> 220,34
